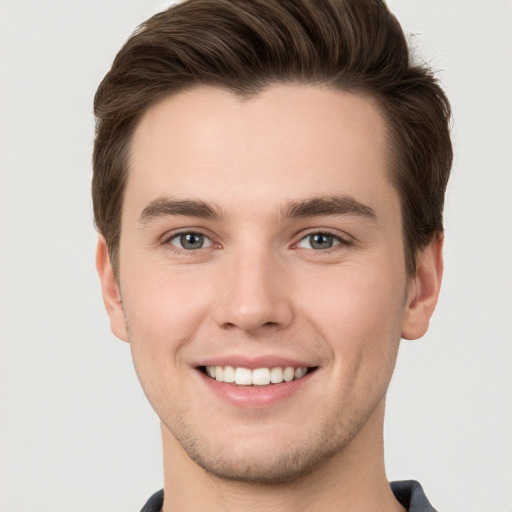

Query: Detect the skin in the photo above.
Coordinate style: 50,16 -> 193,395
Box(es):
97,84 -> 443,512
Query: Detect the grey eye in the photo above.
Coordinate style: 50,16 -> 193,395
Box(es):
181,233 -> 204,249
297,233 -> 341,250
169,232 -> 212,250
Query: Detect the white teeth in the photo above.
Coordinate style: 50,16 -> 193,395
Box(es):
234,367 -> 253,385
283,367 -> 295,382
252,368 -> 270,386
270,367 -> 283,383
223,365 -> 235,383
205,365 -> 309,386
295,367 -> 307,379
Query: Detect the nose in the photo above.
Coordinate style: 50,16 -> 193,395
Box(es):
213,248 -> 294,334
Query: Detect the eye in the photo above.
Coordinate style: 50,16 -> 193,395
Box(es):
167,232 -> 212,250
296,232 -> 343,250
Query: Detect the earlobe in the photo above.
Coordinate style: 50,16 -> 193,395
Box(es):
401,235 -> 444,340
96,235 -> 129,342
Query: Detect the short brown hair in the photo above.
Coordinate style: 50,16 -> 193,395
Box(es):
93,0 -> 452,276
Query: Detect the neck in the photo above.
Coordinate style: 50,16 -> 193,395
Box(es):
160,400 -> 405,512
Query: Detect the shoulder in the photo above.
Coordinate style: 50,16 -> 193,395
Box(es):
391,480 -> 438,512
140,483 -> 438,512
139,489 -> 164,512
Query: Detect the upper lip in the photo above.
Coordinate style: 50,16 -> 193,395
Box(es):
194,355 -> 316,370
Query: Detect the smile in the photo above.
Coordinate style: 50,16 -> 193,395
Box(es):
204,366 -> 310,386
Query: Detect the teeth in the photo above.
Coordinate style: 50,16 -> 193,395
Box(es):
223,365 -> 235,383
283,367 -> 295,382
295,367 -> 307,379
205,365 -> 309,386
252,368 -> 270,386
234,367 -> 252,385
270,367 -> 283,383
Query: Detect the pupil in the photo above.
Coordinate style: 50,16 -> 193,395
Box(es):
181,233 -> 203,249
310,233 -> 333,249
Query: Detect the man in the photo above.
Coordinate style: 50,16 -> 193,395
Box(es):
93,0 -> 452,510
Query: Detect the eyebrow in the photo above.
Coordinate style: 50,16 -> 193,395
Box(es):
138,194 -> 377,224
282,195 -> 377,221
138,197 -> 224,223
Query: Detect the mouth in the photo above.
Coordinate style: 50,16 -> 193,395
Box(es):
199,365 -> 317,386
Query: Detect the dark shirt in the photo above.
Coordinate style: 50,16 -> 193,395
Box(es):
140,480 -> 437,511
391,481 -> 438,512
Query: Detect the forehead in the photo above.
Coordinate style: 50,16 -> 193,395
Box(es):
127,84 -> 395,216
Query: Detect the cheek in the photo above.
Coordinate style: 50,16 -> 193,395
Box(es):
307,268 -> 404,328
119,264 -> 216,389
120,266 -> 215,413
121,262 -> 212,333
299,263 -> 406,375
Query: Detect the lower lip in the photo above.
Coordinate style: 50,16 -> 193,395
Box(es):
198,370 -> 314,408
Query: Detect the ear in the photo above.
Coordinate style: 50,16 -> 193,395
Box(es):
401,235 -> 444,340
96,234 -> 129,342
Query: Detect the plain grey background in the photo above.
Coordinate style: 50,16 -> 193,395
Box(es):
1,1 -> 511,510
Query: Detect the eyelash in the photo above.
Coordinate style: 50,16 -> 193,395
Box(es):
294,230 -> 353,252
163,229 -> 352,254
163,230 -> 215,254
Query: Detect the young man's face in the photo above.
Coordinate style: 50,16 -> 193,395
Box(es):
98,84 -> 440,484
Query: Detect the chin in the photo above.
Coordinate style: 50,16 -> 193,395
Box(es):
189,443 -> 335,485
167,412 -> 363,485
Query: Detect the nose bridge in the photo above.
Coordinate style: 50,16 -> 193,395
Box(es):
214,241 -> 293,332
